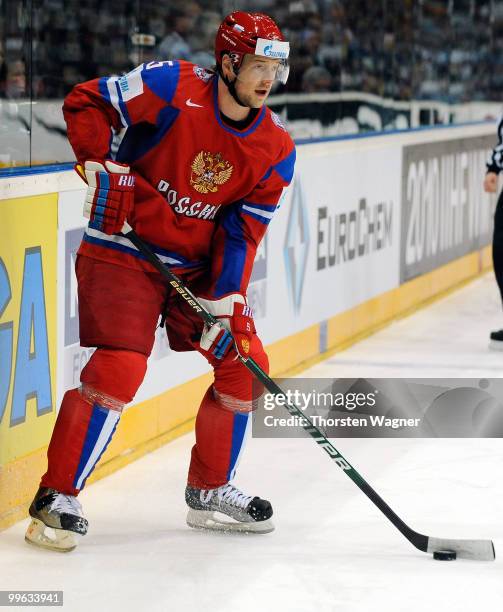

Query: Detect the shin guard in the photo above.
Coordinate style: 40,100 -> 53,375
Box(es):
40,388 -> 121,495
40,348 -> 147,495
188,387 -> 252,489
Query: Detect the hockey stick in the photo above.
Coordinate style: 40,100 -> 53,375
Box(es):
121,221 -> 495,561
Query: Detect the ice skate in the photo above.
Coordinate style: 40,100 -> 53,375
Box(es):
25,487 -> 88,552
185,482 -> 274,534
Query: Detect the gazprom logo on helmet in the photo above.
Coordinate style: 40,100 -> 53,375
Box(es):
255,38 -> 290,59
263,45 -> 287,59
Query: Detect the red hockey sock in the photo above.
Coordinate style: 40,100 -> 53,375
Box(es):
188,387 -> 251,489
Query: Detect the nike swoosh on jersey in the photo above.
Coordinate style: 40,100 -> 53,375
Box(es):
186,99 -> 204,108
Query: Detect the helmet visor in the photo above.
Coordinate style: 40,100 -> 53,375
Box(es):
236,57 -> 290,85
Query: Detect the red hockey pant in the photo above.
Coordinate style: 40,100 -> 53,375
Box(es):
41,256 -> 268,495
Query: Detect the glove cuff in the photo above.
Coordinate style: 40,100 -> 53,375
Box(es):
198,293 -> 247,318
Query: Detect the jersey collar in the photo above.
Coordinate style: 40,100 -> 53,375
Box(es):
212,76 -> 266,138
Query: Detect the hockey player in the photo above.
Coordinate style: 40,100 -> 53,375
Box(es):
484,117 -> 503,349
25,12 -> 295,551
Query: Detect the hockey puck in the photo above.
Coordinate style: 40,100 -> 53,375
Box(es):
433,550 -> 457,561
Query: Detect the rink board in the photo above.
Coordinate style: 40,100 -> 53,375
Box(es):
0,122 -> 497,530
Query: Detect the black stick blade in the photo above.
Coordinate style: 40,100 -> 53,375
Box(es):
427,537 -> 495,561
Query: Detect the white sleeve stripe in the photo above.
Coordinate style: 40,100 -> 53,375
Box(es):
106,78 -> 128,128
242,204 -> 276,219
85,228 -> 185,265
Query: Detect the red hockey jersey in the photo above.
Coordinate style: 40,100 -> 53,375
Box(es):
63,60 -> 296,297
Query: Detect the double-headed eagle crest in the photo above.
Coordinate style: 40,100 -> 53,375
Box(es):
190,151 -> 233,194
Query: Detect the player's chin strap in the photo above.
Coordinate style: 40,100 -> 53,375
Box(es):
219,67 -> 249,108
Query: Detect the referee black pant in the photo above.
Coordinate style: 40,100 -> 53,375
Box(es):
493,190 -> 503,308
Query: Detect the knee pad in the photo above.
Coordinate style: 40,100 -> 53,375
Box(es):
80,348 -> 147,404
214,337 -> 270,410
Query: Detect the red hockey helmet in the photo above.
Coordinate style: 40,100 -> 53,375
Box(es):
215,11 -> 290,84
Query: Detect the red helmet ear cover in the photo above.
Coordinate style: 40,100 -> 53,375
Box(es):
215,11 -> 285,69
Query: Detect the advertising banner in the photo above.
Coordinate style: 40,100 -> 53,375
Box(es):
400,135 -> 496,282
255,143 -> 402,344
0,194 -> 57,467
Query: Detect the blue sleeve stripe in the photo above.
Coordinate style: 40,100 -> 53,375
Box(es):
215,206 -> 247,297
242,200 -> 277,211
273,148 -> 296,184
141,60 -> 180,103
241,210 -> 271,225
98,77 -> 111,104
242,201 -> 274,221
241,200 -> 277,224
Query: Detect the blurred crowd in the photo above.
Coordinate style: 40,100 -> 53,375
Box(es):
1,0 -> 502,102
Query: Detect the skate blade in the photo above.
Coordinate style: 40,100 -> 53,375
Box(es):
186,509 -> 275,534
25,518 -> 78,552
489,340 -> 503,351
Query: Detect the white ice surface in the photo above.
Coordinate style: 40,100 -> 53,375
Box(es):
2,273 -> 503,612
306,272 -> 503,379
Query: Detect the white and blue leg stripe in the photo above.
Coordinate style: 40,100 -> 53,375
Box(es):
227,412 -> 252,481
73,404 -> 120,491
